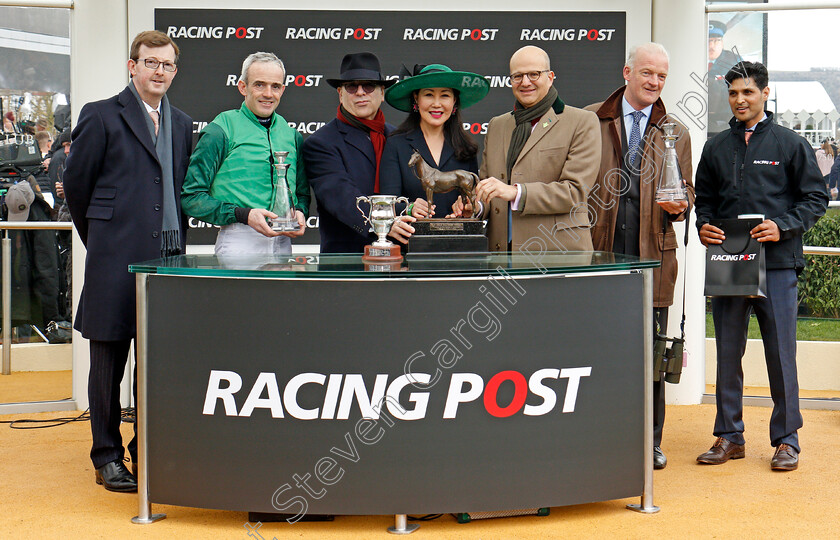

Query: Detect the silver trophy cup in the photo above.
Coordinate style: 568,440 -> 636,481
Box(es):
356,195 -> 409,248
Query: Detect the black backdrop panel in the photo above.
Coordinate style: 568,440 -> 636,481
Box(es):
155,9 -> 626,245
146,272 -> 644,515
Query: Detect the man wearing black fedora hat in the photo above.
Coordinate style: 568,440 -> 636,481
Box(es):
303,52 -> 409,253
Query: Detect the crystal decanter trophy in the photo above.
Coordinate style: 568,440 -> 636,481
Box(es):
269,150 -> 300,232
655,123 -> 688,203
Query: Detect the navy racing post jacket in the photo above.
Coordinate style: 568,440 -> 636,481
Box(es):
695,112 -> 828,272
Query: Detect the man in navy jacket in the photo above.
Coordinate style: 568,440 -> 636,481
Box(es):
695,61 -> 827,471
302,52 -> 405,253
63,30 -> 192,492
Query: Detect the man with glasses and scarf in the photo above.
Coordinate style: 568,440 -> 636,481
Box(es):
63,30 -> 193,493
452,45 -> 600,252
303,52 -> 411,253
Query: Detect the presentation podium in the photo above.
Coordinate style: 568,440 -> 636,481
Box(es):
129,252 -> 660,531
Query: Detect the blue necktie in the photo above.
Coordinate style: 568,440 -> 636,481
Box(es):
627,110 -> 644,166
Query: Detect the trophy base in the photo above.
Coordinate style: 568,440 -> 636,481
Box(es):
408,219 -> 488,254
364,260 -> 403,272
269,220 -> 300,232
654,189 -> 687,203
362,244 -> 403,262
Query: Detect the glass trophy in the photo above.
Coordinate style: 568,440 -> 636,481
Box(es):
655,123 -> 688,203
269,150 -> 300,232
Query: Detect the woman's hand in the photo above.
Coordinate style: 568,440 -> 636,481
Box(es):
388,215 -> 416,244
411,198 -> 433,219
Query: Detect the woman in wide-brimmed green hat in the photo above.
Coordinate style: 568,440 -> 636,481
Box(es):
380,64 -> 489,232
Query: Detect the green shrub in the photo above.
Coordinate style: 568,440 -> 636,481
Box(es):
799,210 -> 840,318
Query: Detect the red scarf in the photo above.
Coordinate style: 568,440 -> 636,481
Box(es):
337,106 -> 386,193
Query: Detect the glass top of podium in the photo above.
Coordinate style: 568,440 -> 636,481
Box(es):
130,251 -> 658,279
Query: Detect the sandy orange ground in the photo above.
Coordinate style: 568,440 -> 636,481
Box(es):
1,403 -> 839,539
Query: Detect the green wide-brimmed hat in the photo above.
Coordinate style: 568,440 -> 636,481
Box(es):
385,64 -> 490,112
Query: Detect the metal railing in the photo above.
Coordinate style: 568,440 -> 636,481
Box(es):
1,221 -> 72,375
708,1 -> 840,12
0,1 -> 73,8
804,201 -> 840,255
804,246 -> 840,255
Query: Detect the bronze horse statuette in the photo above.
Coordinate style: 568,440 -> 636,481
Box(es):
408,150 -> 478,218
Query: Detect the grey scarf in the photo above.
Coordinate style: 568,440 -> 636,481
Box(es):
129,80 -> 180,256
505,86 -> 562,181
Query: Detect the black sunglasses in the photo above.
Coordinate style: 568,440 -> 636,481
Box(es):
343,82 -> 378,94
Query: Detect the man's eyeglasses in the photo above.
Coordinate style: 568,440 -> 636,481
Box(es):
343,82 -> 378,94
137,58 -> 177,72
510,70 -> 550,84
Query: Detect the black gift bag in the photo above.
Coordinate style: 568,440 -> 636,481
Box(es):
703,217 -> 767,298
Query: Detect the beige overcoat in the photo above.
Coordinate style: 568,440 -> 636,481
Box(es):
479,103 -> 601,252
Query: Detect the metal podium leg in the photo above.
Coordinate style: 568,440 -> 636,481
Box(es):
628,268 -> 660,514
132,273 -> 166,524
387,514 -> 419,534
2,235 -> 11,375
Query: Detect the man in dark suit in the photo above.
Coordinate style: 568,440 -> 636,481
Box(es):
302,52 -> 408,253
586,43 -> 694,470
695,61 -> 827,471
63,30 -> 192,492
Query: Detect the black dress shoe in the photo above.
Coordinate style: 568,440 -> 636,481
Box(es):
653,446 -> 667,470
95,460 -> 137,492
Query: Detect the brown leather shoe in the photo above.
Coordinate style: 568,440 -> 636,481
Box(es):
696,437 -> 745,464
771,444 -> 799,471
